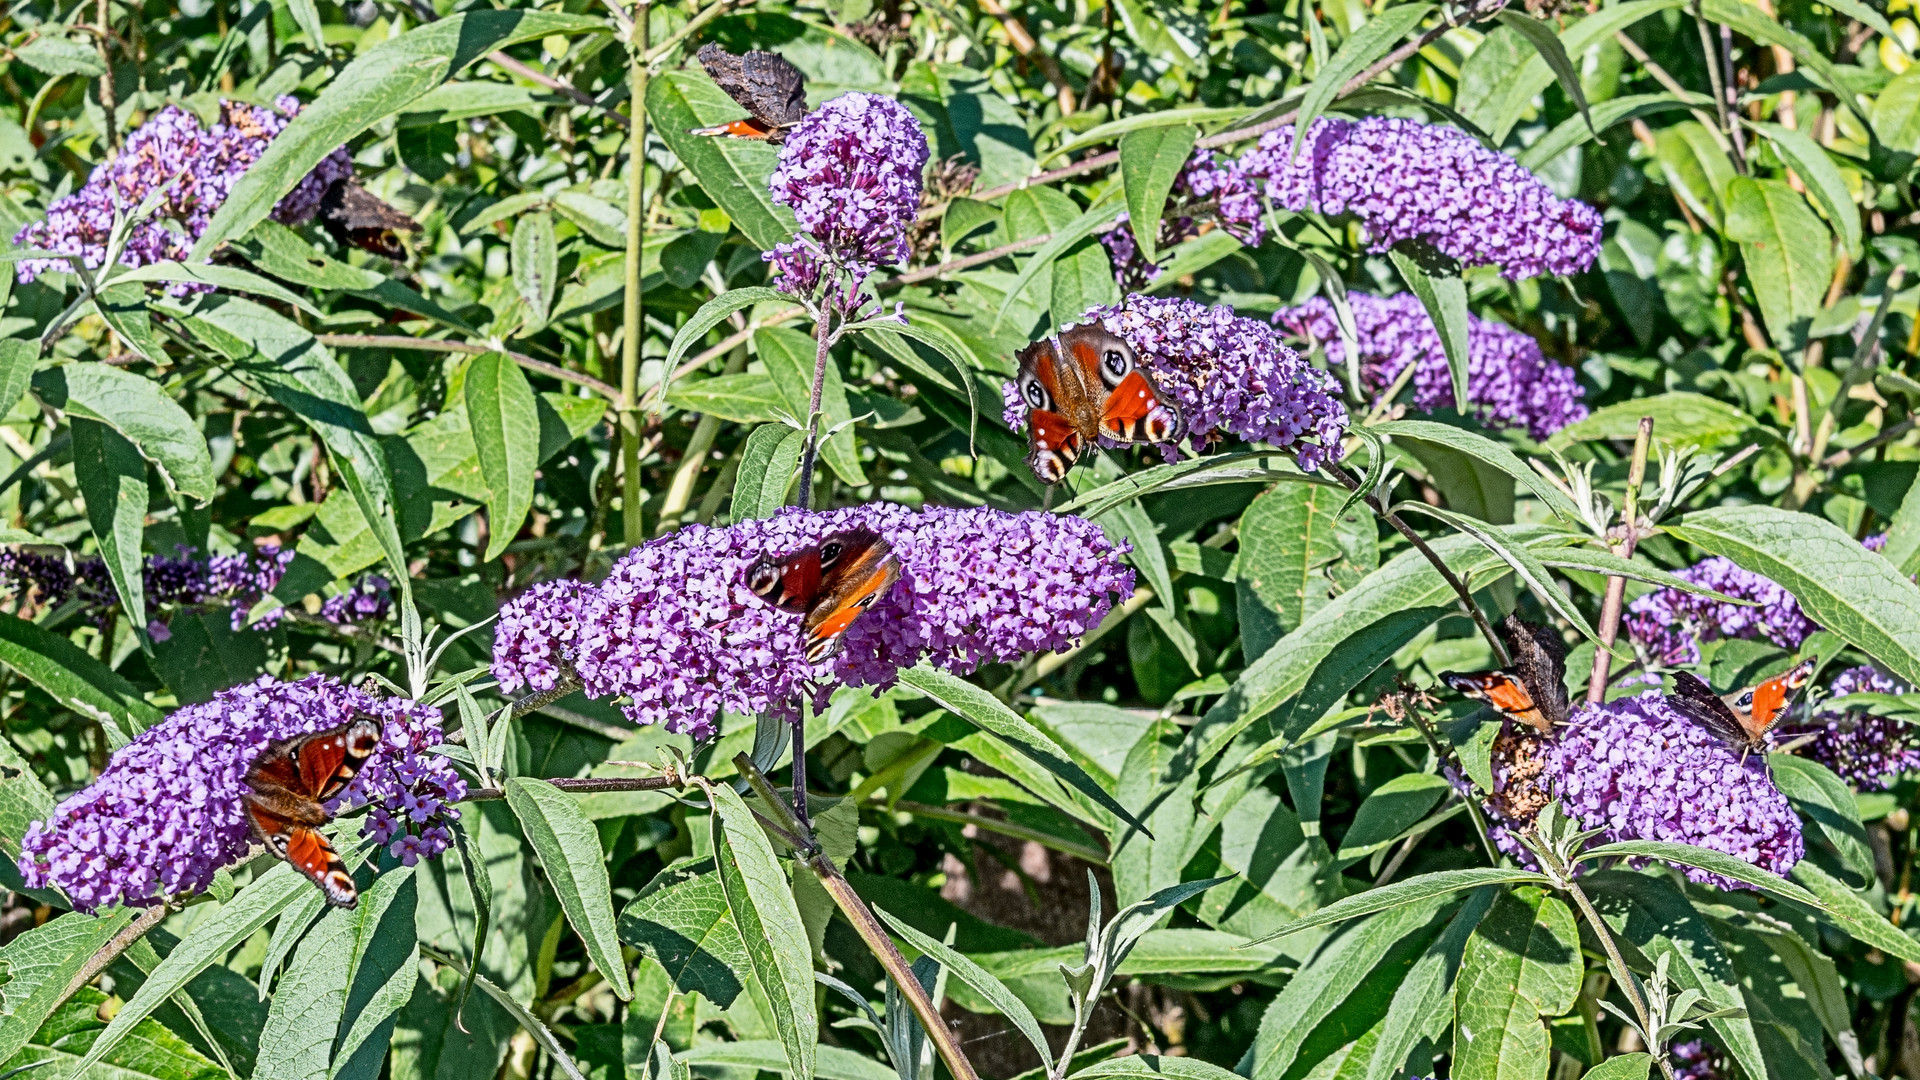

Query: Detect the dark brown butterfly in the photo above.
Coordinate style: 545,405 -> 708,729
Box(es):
747,529 -> 901,662
1668,658 -> 1817,757
318,180 -> 417,260
1441,615 -> 1570,734
242,717 -> 381,908
1014,325 -> 1184,484
691,43 -> 808,141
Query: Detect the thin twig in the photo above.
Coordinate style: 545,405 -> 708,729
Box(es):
938,22 -> 1450,215
316,335 -> 621,401
63,903 -> 169,1001
1823,417 -> 1917,470
881,234 -> 1054,292
463,774 -> 679,802
489,50 -> 631,129
1586,416 -> 1654,704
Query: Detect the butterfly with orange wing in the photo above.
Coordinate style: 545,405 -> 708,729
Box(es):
318,180 -> 417,261
1014,325 -> 1184,485
691,44 -> 808,141
242,717 -> 382,908
747,529 -> 901,662
1668,657 -> 1817,759
1440,616 -> 1571,734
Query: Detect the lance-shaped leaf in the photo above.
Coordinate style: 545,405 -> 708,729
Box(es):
505,778 -> 633,1000
1119,123 -> 1198,264
710,784 -> 816,1080
465,350 -> 540,561
1389,250 -> 1472,411
1290,5 -> 1437,151
71,417 -> 149,643
43,364 -> 216,505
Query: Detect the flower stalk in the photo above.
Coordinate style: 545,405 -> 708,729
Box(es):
1586,415 -> 1654,703
620,4 -> 652,547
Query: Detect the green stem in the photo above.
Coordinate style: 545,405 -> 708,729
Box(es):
793,312 -> 834,510
619,7 -> 652,547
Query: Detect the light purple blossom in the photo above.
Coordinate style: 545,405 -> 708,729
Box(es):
1671,1040 -> 1727,1080
13,98 -> 353,290
1002,294 -> 1350,470
763,92 -> 928,305
1625,557 -> 1819,667
1803,665 -> 1919,791
490,505 -> 1135,740
1275,291 -> 1588,440
1239,117 -> 1602,279
1548,691 -> 1803,889
1099,150 -> 1266,289
17,675 -> 463,912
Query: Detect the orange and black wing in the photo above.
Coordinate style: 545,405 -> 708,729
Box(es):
746,529 -> 901,661
318,181 -> 415,260
1443,669 -> 1554,734
1728,657 -> 1817,739
285,826 -> 359,908
1055,326 -> 1184,447
1502,616 -> 1570,728
1668,671 -> 1755,748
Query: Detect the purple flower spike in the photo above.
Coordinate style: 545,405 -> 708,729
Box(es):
1804,665 -> 1920,791
1625,557 -> 1819,667
1548,691 -> 1803,889
764,92 -> 928,306
14,98 -> 353,292
18,675 -> 464,912
1239,117 -> 1602,279
1100,149 -> 1267,289
1275,291 -> 1588,440
491,505 -> 1134,739
1004,294 -> 1349,470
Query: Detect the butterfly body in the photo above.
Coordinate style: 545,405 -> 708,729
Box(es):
243,718 -> 381,908
318,181 -> 416,260
1014,326 -> 1183,484
692,44 -> 808,141
746,529 -> 901,662
1668,658 -> 1816,756
1440,616 -> 1570,735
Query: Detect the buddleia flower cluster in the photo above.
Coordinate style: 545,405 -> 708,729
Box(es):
1239,117 -> 1602,279
1100,149 -> 1266,290
13,98 -> 353,290
1001,294 -> 1350,470
18,675 -> 464,912
764,92 -> 929,316
492,504 -> 1134,740
0,545 -> 390,633
1670,1040 -> 1728,1080
1804,664 -> 1920,791
1275,291 -> 1588,440
1545,692 -> 1803,888
1622,549 -> 1867,666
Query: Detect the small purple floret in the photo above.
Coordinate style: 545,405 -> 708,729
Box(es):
1625,557 -> 1819,667
1803,665 -> 1920,791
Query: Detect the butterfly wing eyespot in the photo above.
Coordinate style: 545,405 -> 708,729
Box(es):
286,827 -> 358,909
1099,372 -> 1177,444
1019,372 -> 1052,412
747,560 -> 784,598
1743,657 -> 1819,737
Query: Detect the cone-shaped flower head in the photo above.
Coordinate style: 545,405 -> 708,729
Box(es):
492,504 -> 1134,740
1001,294 -> 1350,470
1625,557 -> 1819,667
18,675 -> 463,912
1804,664 -> 1919,791
1276,291 -> 1588,440
1100,149 -> 1267,289
13,98 -> 353,290
1240,117 -> 1602,279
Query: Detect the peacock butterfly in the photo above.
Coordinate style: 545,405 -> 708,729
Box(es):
1668,657 -> 1817,758
1013,325 -> 1184,484
1441,615 -> 1571,735
318,180 -> 416,261
691,43 -> 808,141
746,528 -> 901,662
242,717 -> 381,908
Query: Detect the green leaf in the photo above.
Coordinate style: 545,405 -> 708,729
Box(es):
678,1041 -> 899,1080
730,425 -> 807,522
1364,889 -> 1494,1080
7,986 -> 227,1079
47,364 -> 216,506
1042,107 -> 1247,164
1389,250 -> 1471,411
76,863 -> 309,1074
1069,1055 -> 1245,1080
648,72 -> 799,251
285,0 -> 324,46
419,945 -> 588,1080
1578,840 -> 1822,905
1747,121 -> 1863,260
1788,858 -> 1920,965
895,665 -> 1147,835
661,287 -> 788,385
1700,0 -> 1871,126
464,351 -> 541,562
71,417 -> 149,641
1054,452 -> 1336,519
875,906 -> 1052,1073
992,189 -> 1125,331
0,610 -> 163,740
1334,774 -> 1449,866
1291,5 -> 1437,153
191,11 -> 609,259
1664,504 -> 1920,688
1534,547 -> 1757,605
1493,11 -> 1592,135
709,784 -> 815,1080
758,325 -> 861,486
1725,177 -> 1834,356
1452,889 -> 1580,1080
1392,504 -> 1609,651
1119,124 -> 1198,264
1235,480 -> 1379,635
114,260 -> 322,314
617,863 -> 750,1008
504,779 -> 633,1001
0,908 -> 137,1063
1376,419 -> 1581,523
667,373 -> 787,423
511,212 -> 558,328
1549,392 -> 1764,451
255,867 -> 417,1079
11,34 -> 105,77
1516,95 -> 1710,172
1488,0 -> 1688,144
0,340 -> 37,425
1770,756 -> 1874,886
1583,1055 -> 1653,1080
1242,868 -> 1549,947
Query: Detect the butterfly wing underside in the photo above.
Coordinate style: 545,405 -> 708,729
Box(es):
692,44 -> 807,138
243,718 -> 382,909
747,529 -> 901,662
318,182 -> 416,260
1440,617 -> 1568,734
